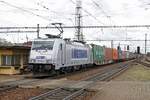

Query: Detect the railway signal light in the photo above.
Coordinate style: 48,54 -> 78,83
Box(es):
127,45 -> 129,50
117,46 -> 120,50
137,46 -> 140,54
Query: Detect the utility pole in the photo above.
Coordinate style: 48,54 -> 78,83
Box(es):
125,28 -> 127,51
75,0 -> 83,41
111,40 -> 113,49
37,24 -> 40,38
145,33 -> 147,54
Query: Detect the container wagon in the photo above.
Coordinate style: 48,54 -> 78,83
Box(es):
91,44 -> 105,65
28,36 -> 136,77
112,48 -> 118,62
104,48 -> 113,64
122,51 -> 126,61
118,49 -> 122,61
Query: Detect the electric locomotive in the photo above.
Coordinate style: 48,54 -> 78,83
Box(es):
29,35 -> 92,76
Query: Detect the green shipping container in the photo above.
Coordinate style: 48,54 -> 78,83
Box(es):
92,44 -> 105,65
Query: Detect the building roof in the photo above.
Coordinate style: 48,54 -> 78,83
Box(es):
0,45 -> 31,50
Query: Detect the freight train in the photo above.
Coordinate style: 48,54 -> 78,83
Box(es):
28,36 -> 135,76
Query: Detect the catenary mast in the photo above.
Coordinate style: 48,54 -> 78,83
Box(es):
75,0 -> 84,41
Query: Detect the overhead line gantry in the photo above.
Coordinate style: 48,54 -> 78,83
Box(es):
0,25 -> 150,29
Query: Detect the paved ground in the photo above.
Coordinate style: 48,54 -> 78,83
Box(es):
19,79 -> 94,89
0,88 -> 49,100
1,61 -> 150,100
92,81 -> 150,100
19,78 -> 70,89
91,62 -> 150,100
0,73 -> 33,83
0,75 -> 22,83
113,63 -> 150,81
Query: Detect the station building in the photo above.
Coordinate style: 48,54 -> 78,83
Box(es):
0,46 -> 30,74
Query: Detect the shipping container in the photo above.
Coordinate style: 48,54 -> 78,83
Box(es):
104,48 -> 113,63
122,51 -> 126,60
112,48 -> 118,61
91,44 -> 105,65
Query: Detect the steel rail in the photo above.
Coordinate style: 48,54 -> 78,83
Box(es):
84,63 -> 128,81
63,63 -> 130,100
29,88 -> 62,100
63,89 -> 85,100
29,61 -> 132,100
29,88 -> 79,100
137,61 -> 150,67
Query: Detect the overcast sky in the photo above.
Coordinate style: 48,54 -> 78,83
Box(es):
0,0 -> 150,53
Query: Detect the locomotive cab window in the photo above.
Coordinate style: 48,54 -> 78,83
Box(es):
32,41 -> 54,50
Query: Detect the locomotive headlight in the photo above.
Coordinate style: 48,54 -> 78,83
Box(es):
30,59 -> 36,63
46,59 -> 52,63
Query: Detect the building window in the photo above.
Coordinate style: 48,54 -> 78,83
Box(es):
12,55 -> 21,66
1,55 -> 21,66
23,54 -> 28,65
1,55 -> 12,66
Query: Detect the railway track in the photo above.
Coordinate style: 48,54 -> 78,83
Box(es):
0,78 -> 40,93
85,63 -> 129,81
31,62 -> 121,79
146,58 -> 150,62
137,61 -> 150,67
29,88 -> 85,100
29,61 -> 132,100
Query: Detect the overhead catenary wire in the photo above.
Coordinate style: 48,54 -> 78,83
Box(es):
91,0 -> 125,37
90,1 -> 112,22
90,0 -> 141,40
0,30 -> 37,33
85,39 -> 150,41
0,25 -> 150,29
0,1 -> 51,21
35,1 -> 76,26
91,0 -> 109,18
69,0 -> 105,25
90,0 -> 116,37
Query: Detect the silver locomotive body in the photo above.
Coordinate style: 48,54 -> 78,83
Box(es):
29,38 -> 92,75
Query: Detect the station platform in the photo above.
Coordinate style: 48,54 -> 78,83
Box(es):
0,67 -> 20,75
